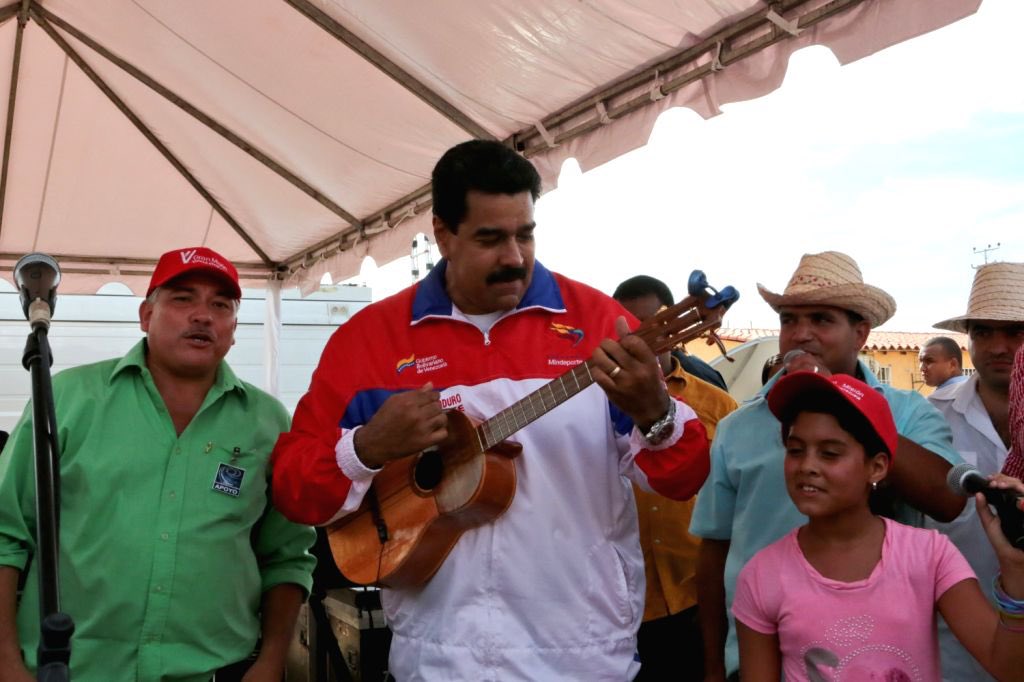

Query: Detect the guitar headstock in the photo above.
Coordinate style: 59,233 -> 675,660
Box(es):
632,271 -> 739,358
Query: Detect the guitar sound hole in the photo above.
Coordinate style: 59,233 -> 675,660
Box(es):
413,448 -> 444,492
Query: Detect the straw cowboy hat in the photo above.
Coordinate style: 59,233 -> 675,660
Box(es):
933,261 -> 1024,333
757,251 -> 896,328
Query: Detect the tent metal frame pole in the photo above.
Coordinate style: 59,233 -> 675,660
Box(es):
0,252 -> 266,268
0,3 -> 20,23
284,0 -> 494,142
517,0 -> 817,137
510,0 -> 869,157
0,265 -> 271,282
32,4 -> 362,228
0,253 -> 269,281
31,6 -> 276,268
279,183 -> 433,273
0,0 -> 31,237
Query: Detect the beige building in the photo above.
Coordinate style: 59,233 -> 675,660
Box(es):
684,329 -> 972,395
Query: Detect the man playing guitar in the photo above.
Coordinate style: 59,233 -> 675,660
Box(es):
271,140 -> 712,681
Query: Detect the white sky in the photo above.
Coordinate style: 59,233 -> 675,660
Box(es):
350,0 -> 1023,333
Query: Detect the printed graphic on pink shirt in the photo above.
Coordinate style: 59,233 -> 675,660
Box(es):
801,614 -> 919,681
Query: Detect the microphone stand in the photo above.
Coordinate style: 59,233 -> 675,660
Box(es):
21,300 -> 73,681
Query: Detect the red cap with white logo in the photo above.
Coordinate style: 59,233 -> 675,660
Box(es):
767,371 -> 899,460
147,247 -> 241,299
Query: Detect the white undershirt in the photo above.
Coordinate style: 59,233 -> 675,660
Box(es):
452,305 -> 503,334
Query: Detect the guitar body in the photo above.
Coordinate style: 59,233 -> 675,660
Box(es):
327,409 -> 520,587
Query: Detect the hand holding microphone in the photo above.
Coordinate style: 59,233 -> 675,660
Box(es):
957,470 -> 1024,600
947,463 -> 1024,551
782,349 -> 831,377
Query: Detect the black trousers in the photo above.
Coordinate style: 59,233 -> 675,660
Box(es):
635,605 -> 704,681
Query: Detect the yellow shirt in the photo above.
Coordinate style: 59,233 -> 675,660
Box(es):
636,360 -> 737,621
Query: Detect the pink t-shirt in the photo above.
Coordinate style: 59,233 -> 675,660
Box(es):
732,517 -> 975,681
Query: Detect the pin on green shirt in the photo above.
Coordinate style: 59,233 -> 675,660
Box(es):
0,340 -> 315,681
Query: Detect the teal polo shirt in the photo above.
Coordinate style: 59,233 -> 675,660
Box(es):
689,360 -> 960,676
0,340 -> 315,681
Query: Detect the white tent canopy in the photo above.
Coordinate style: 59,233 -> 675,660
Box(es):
0,0 -> 981,295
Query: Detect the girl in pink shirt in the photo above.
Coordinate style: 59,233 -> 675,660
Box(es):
732,370 -> 1024,682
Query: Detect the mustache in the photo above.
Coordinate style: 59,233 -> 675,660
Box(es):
486,267 -> 528,285
183,326 -> 215,341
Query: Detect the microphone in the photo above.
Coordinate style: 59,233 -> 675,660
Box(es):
780,349 -> 821,376
14,253 -> 61,331
946,462 -> 1024,550
782,349 -> 808,365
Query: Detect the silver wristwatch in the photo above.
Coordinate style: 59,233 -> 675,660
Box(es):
642,399 -> 677,446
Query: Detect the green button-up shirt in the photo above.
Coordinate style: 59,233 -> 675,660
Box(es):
0,340 -> 315,681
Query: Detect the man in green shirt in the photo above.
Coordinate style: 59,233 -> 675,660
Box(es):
0,247 -> 315,681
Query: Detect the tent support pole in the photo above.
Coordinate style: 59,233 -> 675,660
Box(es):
264,278 -> 283,398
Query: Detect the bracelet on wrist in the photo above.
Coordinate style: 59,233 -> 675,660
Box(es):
993,575 -> 1024,617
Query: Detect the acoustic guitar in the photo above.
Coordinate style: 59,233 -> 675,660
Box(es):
328,271 -> 739,587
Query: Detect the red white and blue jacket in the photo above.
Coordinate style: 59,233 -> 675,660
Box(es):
272,261 -> 709,681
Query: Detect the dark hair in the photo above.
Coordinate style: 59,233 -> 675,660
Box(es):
779,389 -> 890,459
431,140 -> 542,233
761,354 -> 784,386
924,336 -> 963,367
612,275 -> 674,307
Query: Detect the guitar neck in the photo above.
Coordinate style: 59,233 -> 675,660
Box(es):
475,292 -> 729,451
478,359 -> 597,450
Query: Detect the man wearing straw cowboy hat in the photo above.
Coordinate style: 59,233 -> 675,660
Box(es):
926,261 -> 1024,682
690,251 -> 965,681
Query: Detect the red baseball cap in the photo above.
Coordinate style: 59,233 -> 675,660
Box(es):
147,247 -> 241,299
767,371 -> 898,459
